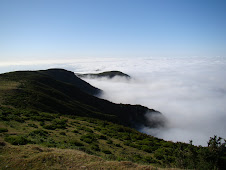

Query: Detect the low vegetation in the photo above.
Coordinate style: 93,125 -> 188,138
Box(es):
0,106 -> 226,169
0,69 -> 225,169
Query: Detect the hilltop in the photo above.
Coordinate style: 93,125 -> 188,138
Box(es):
39,68 -> 102,95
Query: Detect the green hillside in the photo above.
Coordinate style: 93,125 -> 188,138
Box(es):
0,69 -> 163,128
0,69 -> 226,169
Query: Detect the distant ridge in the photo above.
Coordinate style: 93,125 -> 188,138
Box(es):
78,71 -> 131,79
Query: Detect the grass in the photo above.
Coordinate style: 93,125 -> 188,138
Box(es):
0,109 -> 164,169
0,69 -> 225,169
0,80 -> 19,91
0,144 -> 165,170
1,103 -> 226,169
1,106 -> 225,169
0,106 -> 166,167
0,79 -> 20,104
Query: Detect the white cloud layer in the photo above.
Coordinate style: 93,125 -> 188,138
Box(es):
1,56 -> 226,146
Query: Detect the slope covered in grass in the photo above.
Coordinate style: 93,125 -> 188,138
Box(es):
0,106 -> 226,169
0,69 -> 226,169
0,69 -> 164,128
0,144 -> 162,170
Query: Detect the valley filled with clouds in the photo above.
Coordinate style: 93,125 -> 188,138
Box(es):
1,56 -> 226,146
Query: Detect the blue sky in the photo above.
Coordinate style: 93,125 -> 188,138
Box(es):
1,0 -> 226,61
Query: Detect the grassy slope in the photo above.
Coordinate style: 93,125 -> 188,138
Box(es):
1,106 -> 225,169
0,69 -> 226,169
0,107 -> 182,169
1,145 -> 168,170
0,69 -> 164,128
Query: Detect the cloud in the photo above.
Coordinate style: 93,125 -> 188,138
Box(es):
1,56 -> 226,146
80,56 -> 226,146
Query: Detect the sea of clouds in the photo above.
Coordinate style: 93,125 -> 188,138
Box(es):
1,56 -> 226,146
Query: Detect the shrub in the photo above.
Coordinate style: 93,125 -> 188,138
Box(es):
43,138 -> 56,147
94,127 -> 101,131
43,124 -> 56,130
102,149 -> 112,154
142,145 -> 153,153
132,154 -> 142,162
81,137 -> 93,144
98,135 -> 107,140
29,129 -> 49,137
129,143 -> 141,150
83,127 -> 93,133
39,112 -> 55,121
137,139 -> 153,145
122,135 -> 130,140
100,129 -> 109,135
76,126 -> 83,130
106,140 -> 113,144
124,141 -> 132,146
154,150 -> 165,160
90,144 -> 100,151
28,110 -> 39,117
80,134 -> 97,144
13,116 -> 25,123
5,136 -> 29,145
60,132 -> 66,136
130,134 -> 144,141
28,123 -> 38,128
0,128 -> 8,133
73,121 -> 80,124
143,156 -> 157,163
115,143 -> 121,147
72,129 -> 79,133
43,118 -> 68,130
79,147 -> 93,154
52,118 -> 67,129
70,140 -> 84,146
0,141 -> 6,146
40,121 -> 45,126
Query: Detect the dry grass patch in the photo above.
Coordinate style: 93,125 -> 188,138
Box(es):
0,144 -> 175,170
0,81 -> 19,91
0,80 -> 20,104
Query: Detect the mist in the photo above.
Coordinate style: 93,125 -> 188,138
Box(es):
1,56 -> 226,146
80,56 -> 226,146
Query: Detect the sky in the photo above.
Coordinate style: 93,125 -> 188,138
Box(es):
1,0 -> 226,62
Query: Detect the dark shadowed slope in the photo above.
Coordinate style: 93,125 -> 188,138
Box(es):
78,71 -> 131,79
39,68 -> 102,95
0,69 -> 164,128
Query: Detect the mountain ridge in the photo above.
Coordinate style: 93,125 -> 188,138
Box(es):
39,68 -> 102,95
0,69 -> 164,128
78,70 -> 131,79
